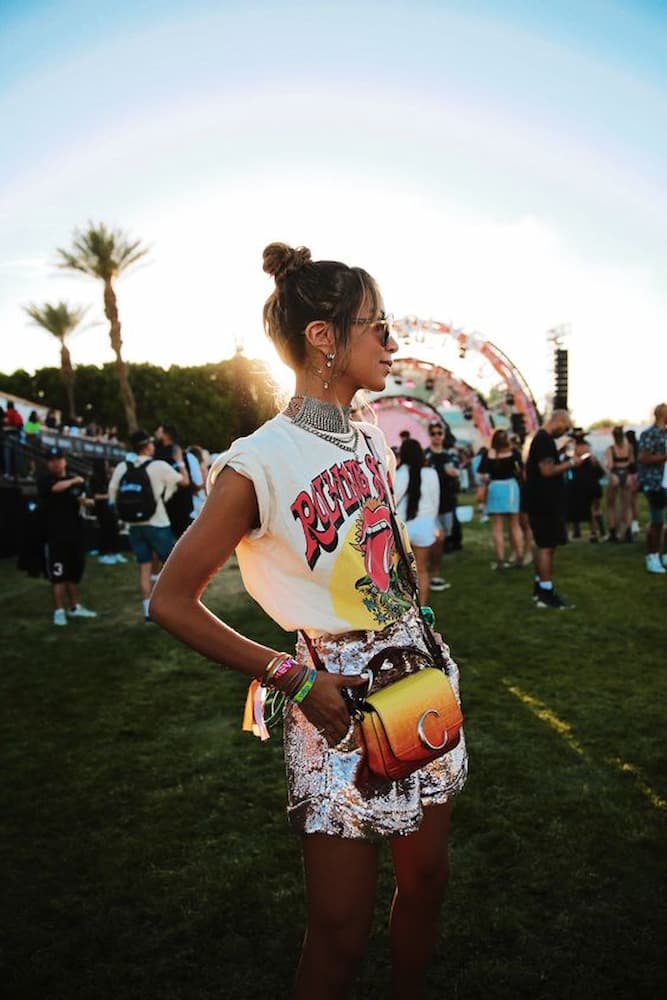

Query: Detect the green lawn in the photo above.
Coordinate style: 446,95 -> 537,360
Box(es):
1,517 -> 665,999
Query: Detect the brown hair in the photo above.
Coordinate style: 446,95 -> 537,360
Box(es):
262,242 -> 380,370
491,428 -> 509,451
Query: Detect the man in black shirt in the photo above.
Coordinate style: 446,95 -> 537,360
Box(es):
154,423 -> 193,538
37,447 -> 97,626
525,409 -> 587,609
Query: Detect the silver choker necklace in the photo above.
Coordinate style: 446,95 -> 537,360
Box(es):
285,395 -> 359,453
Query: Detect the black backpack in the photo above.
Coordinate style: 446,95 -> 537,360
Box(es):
116,460 -> 157,523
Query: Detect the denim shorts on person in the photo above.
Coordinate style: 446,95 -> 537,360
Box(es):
128,524 -> 176,564
643,488 -> 666,525
406,516 -> 438,548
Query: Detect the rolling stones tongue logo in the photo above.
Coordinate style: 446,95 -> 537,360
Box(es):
355,500 -> 395,592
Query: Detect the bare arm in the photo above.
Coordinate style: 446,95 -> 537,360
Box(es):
51,476 -> 84,493
538,456 -> 581,478
150,467 -> 273,675
149,466 -> 363,742
638,449 -> 667,467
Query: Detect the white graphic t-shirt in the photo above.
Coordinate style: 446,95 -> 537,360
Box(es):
208,415 -> 413,636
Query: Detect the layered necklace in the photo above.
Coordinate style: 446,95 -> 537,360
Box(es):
285,395 -> 359,453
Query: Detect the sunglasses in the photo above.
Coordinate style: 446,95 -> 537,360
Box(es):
352,312 -> 394,347
429,428 -> 444,436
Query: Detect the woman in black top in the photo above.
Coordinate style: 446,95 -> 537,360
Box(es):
479,429 -> 524,568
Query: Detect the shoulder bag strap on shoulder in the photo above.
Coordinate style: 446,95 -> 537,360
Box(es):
360,431 -> 448,673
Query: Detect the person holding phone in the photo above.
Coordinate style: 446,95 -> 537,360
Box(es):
524,409 -> 587,609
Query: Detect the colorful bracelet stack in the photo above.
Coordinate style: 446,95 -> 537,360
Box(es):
259,653 -> 317,704
260,653 -> 298,688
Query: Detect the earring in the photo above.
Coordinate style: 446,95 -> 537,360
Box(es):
322,352 -> 336,389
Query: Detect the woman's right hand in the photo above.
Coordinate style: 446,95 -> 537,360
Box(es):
296,672 -> 368,746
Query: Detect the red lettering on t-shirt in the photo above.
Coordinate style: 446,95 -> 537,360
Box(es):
291,457 -> 382,568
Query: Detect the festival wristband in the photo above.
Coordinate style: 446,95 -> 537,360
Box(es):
292,667 -> 317,704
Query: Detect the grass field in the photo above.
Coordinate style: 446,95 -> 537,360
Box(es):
1,514 -> 665,999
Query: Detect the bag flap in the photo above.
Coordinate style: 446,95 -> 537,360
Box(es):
365,668 -> 463,760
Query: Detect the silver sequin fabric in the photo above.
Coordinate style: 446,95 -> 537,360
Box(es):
284,608 -> 468,841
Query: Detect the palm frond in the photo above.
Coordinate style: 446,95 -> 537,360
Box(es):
23,300 -> 89,340
56,221 -> 150,280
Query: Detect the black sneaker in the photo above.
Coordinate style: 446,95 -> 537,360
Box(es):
535,586 -> 572,610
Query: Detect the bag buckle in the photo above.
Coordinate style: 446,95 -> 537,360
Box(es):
417,708 -> 450,751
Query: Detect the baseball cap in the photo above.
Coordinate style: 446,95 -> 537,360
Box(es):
46,446 -> 65,459
129,429 -> 153,449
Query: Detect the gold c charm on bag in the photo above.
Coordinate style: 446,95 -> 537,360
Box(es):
417,708 -> 449,751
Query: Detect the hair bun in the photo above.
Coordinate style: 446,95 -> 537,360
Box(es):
262,242 -> 312,284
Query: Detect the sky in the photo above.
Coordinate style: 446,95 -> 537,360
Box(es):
0,0 -> 665,427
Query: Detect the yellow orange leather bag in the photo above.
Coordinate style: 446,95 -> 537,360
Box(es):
358,662 -> 463,781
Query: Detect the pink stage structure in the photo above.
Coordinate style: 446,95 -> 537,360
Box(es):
368,315 -> 540,449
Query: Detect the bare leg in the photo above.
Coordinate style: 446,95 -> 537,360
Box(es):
508,513 -> 523,561
491,515 -> 504,562
534,547 -> 554,583
412,545 -> 430,603
606,477 -> 619,535
52,582 -> 67,611
66,583 -> 81,608
295,835 -> 379,1000
646,522 -> 663,556
428,535 -> 445,578
389,802 -> 452,1000
519,512 -> 533,564
139,562 -> 153,600
619,484 -> 632,538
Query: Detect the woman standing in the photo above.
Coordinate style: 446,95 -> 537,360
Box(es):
479,428 -> 524,568
150,243 -> 467,1000
605,426 -> 633,542
394,437 -> 441,602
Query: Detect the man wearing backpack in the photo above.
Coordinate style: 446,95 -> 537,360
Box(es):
109,429 -> 186,622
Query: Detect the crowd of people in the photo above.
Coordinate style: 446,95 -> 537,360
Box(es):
14,397 -> 667,628
29,424 -> 212,626
388,404 -> 667,609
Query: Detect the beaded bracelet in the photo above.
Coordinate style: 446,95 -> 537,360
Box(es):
292,667 -> 317,704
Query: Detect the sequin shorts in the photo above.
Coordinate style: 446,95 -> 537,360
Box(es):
284,609 -> 468,841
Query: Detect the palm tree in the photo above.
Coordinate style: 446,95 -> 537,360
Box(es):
23,301 -> 88,421
56,222 -> 149,433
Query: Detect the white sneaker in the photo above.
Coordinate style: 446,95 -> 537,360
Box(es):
68,604 -> 98,618
631,520 -> 640,536
98,554 -> 116,565
646,554 -> 666,575
53,608 -> 67,626
113,553 -> 128,563
429,578 -> 451,592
